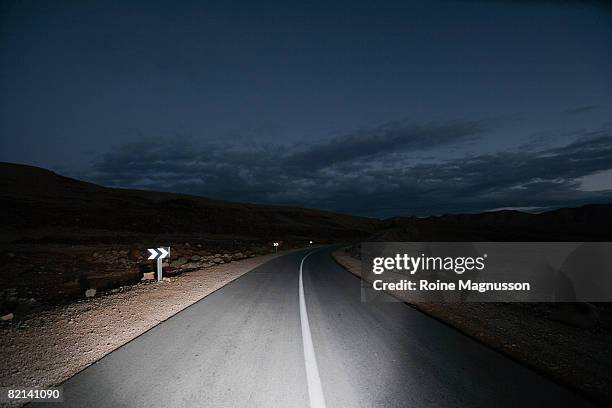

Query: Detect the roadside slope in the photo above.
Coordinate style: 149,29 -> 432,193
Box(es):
0,162 -> 380,242
332,248 -> 612,406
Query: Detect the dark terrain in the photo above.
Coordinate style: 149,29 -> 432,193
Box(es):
0,162 -> 380,242
1,162 -> 612,405
378,204 -> 612,242
336,206 -> 612,406
2,161 -> 611,311
0,162 -> 380,310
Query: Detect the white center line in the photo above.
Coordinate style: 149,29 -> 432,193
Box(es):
299,251 -> 327,408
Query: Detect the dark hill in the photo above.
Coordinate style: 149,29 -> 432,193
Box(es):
1,162 -> 610,244
0,162 -> 381,243
380,204 -> 612,241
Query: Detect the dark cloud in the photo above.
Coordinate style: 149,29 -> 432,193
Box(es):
285,120 -> 484,169
563,105 -> 599,115
85,122 -> 612,218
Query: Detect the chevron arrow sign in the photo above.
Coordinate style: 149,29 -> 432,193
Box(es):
147,247 -> 171,260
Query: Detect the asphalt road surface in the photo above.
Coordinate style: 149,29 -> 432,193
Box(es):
35,247 -> 594,407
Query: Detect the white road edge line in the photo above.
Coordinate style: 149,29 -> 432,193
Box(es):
299,251 -> 327,408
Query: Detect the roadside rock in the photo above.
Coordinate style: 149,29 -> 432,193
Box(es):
550,303 -> 600,328
1,313 -> 14,321
190,255 -> 201,262
251,246 -> 267,255
128,249 -> 141,262
181,263 -> 197,270
170,257 -> 188,268
85,289 -> 97,298
142,272 -> 155,281
212,257 -> 222,264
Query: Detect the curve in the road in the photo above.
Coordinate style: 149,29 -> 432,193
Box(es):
31,247 -> 596,408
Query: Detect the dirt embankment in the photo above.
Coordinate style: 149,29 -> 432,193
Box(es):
332,248 -> 612,407
0,240 -> 296,318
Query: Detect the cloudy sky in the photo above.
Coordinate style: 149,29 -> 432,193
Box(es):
1,0 -> 611,217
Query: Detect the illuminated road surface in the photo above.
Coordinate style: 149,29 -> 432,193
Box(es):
36,248 -> 594,407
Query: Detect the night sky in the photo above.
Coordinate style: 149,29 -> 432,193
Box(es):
1,0 -> 611,217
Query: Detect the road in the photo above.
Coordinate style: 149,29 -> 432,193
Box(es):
36,247 -> 594,407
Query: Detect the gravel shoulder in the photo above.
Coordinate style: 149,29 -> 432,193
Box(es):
0,248 -> 302,399
332,248 -> 612,407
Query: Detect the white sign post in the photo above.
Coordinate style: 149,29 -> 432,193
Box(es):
273,242 -> 279,253
147,247 -> 171,282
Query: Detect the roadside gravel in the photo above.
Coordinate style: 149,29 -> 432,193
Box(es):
332,248 -> 612,406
